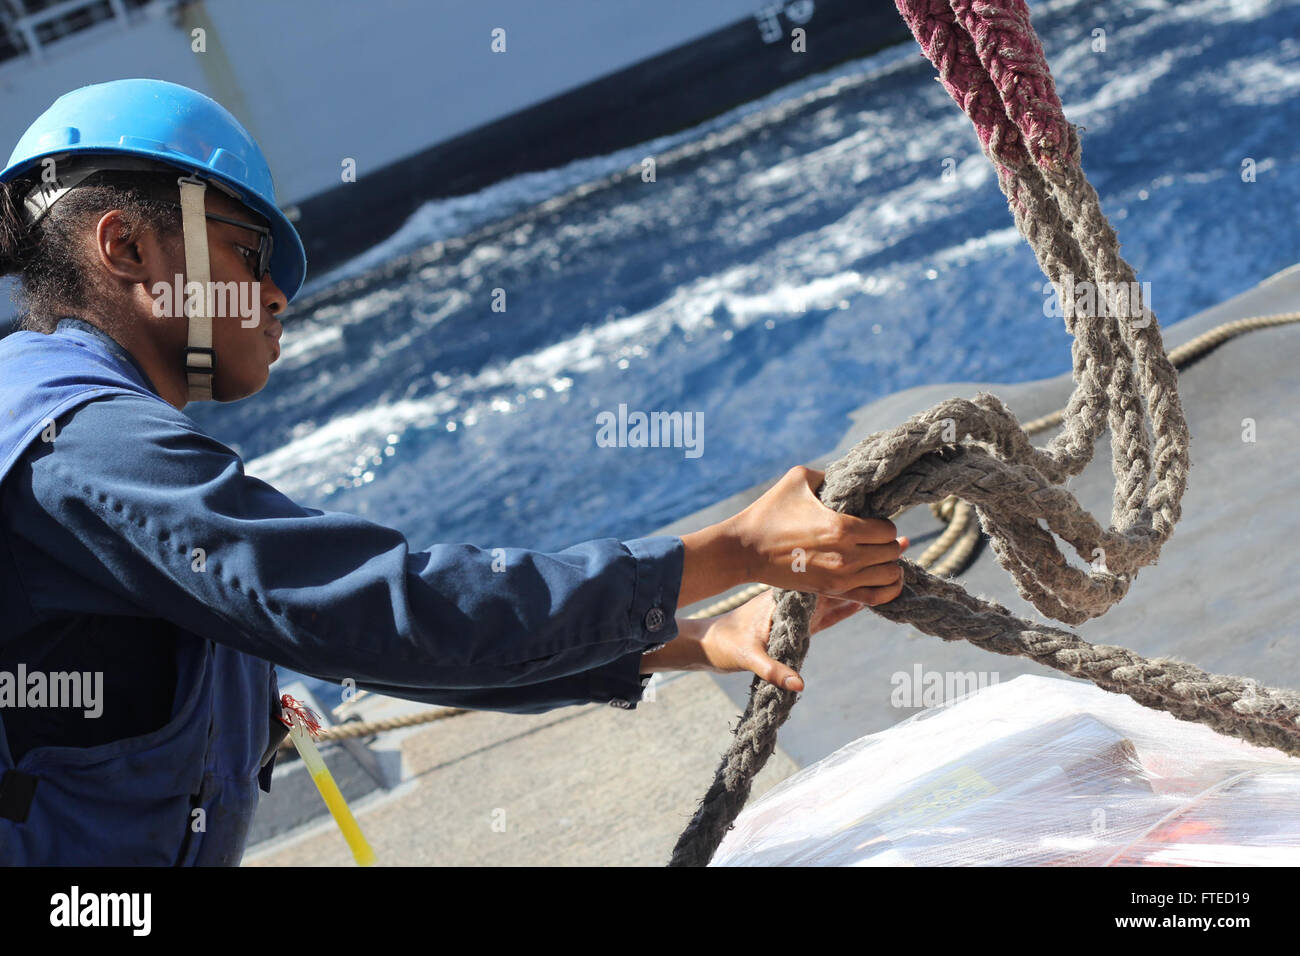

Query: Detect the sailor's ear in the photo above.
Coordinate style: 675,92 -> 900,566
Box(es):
95,207 -> 158,283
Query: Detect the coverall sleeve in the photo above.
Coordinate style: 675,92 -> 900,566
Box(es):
10,392 -> 687,711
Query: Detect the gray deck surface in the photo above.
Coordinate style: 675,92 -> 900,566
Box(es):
243,670 -> 798,866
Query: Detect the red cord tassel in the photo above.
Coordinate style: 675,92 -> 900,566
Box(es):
278,693 -> 324,736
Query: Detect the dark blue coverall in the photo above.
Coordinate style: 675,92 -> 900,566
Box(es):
0,317 -> 685,863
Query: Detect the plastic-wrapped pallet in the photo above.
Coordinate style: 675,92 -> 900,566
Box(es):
710,675 -> 1300,866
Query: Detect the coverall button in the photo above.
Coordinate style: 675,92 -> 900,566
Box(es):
644,606 -> 666,632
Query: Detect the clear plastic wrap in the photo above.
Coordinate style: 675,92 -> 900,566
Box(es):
710,675 -> 1300,866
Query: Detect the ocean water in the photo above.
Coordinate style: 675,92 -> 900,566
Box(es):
183,0 -> 1300,704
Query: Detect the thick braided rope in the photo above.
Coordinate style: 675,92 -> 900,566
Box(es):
667,0 -> 1300,866
688,309 -> 1300,615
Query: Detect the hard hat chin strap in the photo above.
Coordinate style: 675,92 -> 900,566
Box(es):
178,175 -> 215,402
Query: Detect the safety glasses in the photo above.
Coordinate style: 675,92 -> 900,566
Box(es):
158,200 -> 274,281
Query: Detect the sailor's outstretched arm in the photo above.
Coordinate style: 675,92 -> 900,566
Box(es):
11,392 -> 684,700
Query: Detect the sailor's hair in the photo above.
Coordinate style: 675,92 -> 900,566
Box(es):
0,166 -> 184,333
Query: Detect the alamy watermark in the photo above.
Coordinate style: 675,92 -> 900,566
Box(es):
151,273 -> 262,328
890,664 -> 999,708
595,403 -> 704,459
50,886 -> 150,935
0,666 -> 103,718
1042,274 -> 1152,327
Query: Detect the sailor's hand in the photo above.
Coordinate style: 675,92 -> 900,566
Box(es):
727,465 -> 908,603
640,589 -> 868,691
698,588 -> 866,691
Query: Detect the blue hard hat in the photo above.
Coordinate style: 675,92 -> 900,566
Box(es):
0,77 -> 306,302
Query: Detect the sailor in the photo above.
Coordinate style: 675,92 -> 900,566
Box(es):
0,79 -> 907,865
